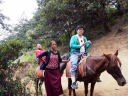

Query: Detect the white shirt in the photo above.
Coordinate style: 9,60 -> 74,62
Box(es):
76,35 -> 85,53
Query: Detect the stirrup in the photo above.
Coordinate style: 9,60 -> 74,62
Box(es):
71,82 -> 78,89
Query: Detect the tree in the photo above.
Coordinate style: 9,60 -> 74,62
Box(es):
33,0 -> 111,40
116,0 -> 127,14
13,0 -> 128,45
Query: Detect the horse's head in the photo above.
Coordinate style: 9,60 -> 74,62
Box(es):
60,52 -> 70,75
104,50 -> 126,86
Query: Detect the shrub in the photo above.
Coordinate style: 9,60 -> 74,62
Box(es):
0,39 -> 30,95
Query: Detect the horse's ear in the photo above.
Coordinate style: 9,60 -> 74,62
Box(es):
103,54 -> 110,60
114,50 -> 118,56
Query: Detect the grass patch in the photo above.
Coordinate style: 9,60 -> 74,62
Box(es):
19,50 -> 36,63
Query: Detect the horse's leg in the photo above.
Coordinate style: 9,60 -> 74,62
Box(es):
39,83 -> 42,96
73,89 -> 76,96
68,78 -> 72,95
35,78 -> 39,96
90,82 -> 96,96
84,81 -> 88,96
39,78 -> 44,96
68,78 -> 76,96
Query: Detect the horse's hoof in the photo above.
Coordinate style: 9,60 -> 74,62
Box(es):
96,79 -> 102,82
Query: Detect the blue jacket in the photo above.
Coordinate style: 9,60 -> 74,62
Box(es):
70,35 -> 91,54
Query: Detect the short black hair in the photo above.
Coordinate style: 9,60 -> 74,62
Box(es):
76,25 -> 84,31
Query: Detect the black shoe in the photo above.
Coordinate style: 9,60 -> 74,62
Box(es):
71,82 -> 78,89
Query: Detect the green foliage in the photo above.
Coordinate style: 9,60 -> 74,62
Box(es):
27,63 -> 37,81
106,7 -> 118,24
0,39 -> 24,69
59,33 -> 68,46
0,39 -> 27,95
125,3 -> 128,16
29,0 -> 111,40
13,0 -> 128,46
19,50 -> 36,63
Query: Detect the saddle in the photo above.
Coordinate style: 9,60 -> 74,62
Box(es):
66,55 -> 88,78
35,66 -> 44,78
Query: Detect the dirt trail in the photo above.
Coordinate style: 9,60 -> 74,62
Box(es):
61,25 -> 128,96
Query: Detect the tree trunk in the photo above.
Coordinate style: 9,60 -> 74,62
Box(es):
99,0 -> 110,32
116,0 -> 127,15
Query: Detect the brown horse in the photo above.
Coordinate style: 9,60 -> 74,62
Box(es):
67,50 -> 126,96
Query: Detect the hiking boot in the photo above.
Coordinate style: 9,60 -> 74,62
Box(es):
71,82 -> 78,89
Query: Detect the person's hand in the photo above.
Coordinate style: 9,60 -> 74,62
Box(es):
62,59 -> 70,63
36,58 -> 39,64
67,59 -> 70,62
86,40 -> 92,44
81,40 -> 92,47
81,42 -> 86,47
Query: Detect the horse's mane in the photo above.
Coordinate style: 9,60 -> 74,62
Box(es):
103,53 -> 122,67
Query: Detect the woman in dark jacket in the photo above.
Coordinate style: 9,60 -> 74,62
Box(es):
37,40 -> 68,96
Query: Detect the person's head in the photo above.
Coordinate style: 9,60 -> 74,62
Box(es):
49,40 -> 57,51
37,44 -> 43,50
76,25 -> 84,36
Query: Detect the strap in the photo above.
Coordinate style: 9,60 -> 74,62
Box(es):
76,35 -> 87,53
84,64 -> 95,77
